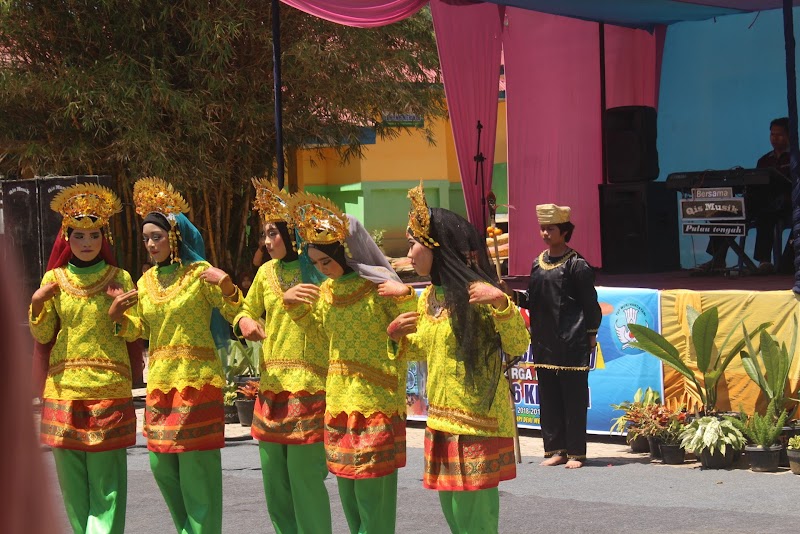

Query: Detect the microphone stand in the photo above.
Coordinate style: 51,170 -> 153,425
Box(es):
474,120 -> 487,237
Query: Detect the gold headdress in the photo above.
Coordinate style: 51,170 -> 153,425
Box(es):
407,181 -> 439,248
536,203 -> 571,225
50,183 -> 122,244
289,192 -> 349,249
133,177 -> 190,265
251,177 -> 291,223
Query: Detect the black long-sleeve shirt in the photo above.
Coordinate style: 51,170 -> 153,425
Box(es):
517,250 -> 601,371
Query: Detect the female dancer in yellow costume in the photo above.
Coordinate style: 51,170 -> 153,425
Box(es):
30,183 -> 135,534
283,193 -> 416,534
388,183 -> 530,534
233,179 -> 331,534
109,177 -> 242,534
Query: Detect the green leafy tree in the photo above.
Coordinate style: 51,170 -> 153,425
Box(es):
0,1 -> 445,274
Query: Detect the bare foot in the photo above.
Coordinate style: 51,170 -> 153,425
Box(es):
565,459 -> 584,469
540,455 -> 567,466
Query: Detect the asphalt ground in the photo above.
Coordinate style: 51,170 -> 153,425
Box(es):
41,402 -> 800,534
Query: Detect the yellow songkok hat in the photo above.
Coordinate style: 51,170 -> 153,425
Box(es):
536,204 -> 571,225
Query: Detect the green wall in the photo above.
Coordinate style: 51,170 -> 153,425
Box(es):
305,163 -> 508,257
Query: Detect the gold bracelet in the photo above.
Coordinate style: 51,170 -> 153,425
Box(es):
223,284 -> 238,299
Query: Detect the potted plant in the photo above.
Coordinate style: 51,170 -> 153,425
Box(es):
740,319 -> 799,466
628,305 -> 770,414
736,400 -> 788,473
679,416 -> 746,469
610,387 -> 661,453
637,403 -> 672,459
235,380 -> 259,427
658,411 -> 689,465
223,385 -> 239,425
787,436 -> 800,475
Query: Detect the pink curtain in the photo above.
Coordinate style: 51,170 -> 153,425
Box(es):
280,0 -> 427,27
504,9 -> 603,273
430,0 -> 504,232
504,12 -> 663,275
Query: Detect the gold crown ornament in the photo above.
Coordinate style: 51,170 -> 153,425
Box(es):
50,183 -> 123,244
536,203 -> 571,225
289,192 -> 349,249
251,177 -> 292,223
406,181 -> 439,248
133,177 -> 191,265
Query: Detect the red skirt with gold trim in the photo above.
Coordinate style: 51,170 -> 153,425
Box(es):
423,427 -> 516,491
251,390 -> 326,445
144,384 -> 224,453
40,397 -> 136,452
324,411 -> 406,479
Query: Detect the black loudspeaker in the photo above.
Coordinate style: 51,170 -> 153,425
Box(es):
604,105 -> 659,183
36,175 -> 112,266
599,182 -> 680,274
1,179 -> 43,302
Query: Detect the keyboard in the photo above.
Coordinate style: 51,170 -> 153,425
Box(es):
665,167 -> 783,190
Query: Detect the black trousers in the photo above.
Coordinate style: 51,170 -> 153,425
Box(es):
537,368 -> 589,459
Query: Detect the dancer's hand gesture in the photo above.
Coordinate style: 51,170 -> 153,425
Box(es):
239,317 -> 267,341
387,312 -> 419,341
31,282 -> 60,317
467,282 -> 508,309
283,284 -> 320,306
377,280 -> 413,298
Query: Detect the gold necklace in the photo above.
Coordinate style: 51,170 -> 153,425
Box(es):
537,249 -> 576,271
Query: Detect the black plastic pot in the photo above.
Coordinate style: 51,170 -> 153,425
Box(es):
628,434 -> 650,453
746,444 -> 782,473
659,443 -> 686,464
778,426 -> 800,467
224,404 -> 239,424
787,448 -> 800,475
235,398 -> 256,427
698,447 -> 736,469
647,436 -> 663,459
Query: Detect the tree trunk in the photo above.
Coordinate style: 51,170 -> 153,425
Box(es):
286,145 -> 299,193
202,187 -> 220,266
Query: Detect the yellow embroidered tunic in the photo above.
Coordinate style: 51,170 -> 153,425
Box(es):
398,285 -> 530,438
233,259 -> 328,444
118,260 -> 242,452
286,272 -> 416,478
29,261 -> 137,451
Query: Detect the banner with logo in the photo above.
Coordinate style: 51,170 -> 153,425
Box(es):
407,287 -> 664,434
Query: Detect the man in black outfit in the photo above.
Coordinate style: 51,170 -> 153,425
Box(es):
701,117 -> 793,273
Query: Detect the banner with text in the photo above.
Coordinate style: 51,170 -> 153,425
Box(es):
407,287 -> 665,435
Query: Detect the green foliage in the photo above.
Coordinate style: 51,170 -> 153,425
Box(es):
740,316 -> 798,417
628,305 -> 771,412
370,228 -> 386,250
609,387 -> 661,435
679,416 -> 747,456
219,339 -> 261,383
223,390 -> 238,407
788,436 -> 800,450
0,1 -> 445,275
735,400 -> 788,448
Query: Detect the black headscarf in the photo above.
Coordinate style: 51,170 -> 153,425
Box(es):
308,242 -> 354,276
273,221 -> 298,263
426,208 -> 502,407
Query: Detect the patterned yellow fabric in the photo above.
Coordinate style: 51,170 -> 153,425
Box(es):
286,272 -> 416,417
30,262 -> 134,400
398,285 -> 529,438
118,260 -> 241,394
234,260 -> 328,397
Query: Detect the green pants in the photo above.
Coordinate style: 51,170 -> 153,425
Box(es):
337,470 -> 398,534
149,450 -> 222,534
52,448 -> 127,534
438,488 -> 499,534
259,441 -> 331,534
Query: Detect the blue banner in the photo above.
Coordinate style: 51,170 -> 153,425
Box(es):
407,287 -> 665,435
